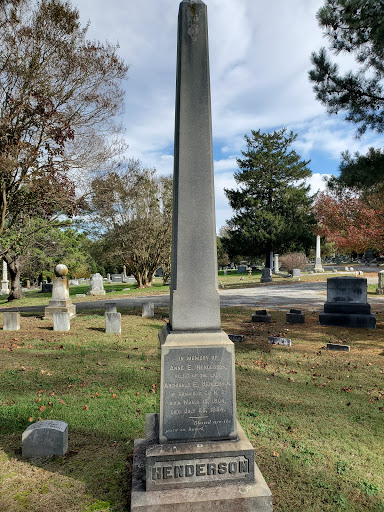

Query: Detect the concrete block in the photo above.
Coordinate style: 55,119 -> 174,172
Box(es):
105,312 -> 121,334
3,311 -> 20,331
53,311 -> 70,332
142,302 -> 154,318
286,310 -> 305,324
22,420 -> 68,458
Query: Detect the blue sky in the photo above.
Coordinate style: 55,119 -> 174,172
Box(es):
73,0 -> 382,232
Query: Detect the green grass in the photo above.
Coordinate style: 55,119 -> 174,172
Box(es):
0,306 -> 383,511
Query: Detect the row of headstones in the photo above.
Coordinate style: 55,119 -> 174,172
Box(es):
2,302 -> 156,332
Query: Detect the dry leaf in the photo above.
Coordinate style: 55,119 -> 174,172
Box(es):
82,405 -> 89,410
272,451 -> 280,458
39,406 -> 46,412
58,399 -> 66,405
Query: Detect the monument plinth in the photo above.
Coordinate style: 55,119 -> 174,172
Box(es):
44,264 -> 76,319
131,2 -> 272,510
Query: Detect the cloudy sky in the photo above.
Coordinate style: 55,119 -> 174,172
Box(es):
73,0 -> 381,231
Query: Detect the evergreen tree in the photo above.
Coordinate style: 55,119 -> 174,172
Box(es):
224,129 -> 316,267
309,0 -> 384,187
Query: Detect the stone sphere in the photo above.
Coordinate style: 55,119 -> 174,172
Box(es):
55,264 -> 68,277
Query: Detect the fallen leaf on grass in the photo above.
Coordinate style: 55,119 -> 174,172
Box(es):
58,399 -> 66,405
272,451 -> 280,458
39,406 -> 46,412
111,394 -> 117,399
82,406 -> 89,411
28,417 -> 34,422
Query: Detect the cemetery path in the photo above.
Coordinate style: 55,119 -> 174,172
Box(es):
2,280 -> 383,313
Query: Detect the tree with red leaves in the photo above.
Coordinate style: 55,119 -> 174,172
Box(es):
313,188 -> 384,254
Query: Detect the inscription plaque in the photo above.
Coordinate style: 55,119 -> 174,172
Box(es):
161,346 -> 236,442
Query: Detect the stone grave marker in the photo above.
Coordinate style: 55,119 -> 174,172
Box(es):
319,277 -> 376,329
53,311 -> 70,332
44,265 -> 76,318
22,420 -> 68,458
326,343 -> 350,352
105,312 -> 121,334
142,302 -> 154,317
1,260 -> 9,295
87,273 -> 106,296
286,309 -> 305,324
252,309 -> 271,323
377,270 -> 384,295
268,337 -> 292,347
228,334 -> 245,343
292,268 -> 301,277
130,2 -> 272,510
314,235 -> 324,272
105,301 -> 117,313
3,311 -> 20,331
260,267 -> 272,283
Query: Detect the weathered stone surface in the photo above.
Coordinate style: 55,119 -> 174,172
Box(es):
260,268 -> 272,283
320,277 -> 376,329
105,301 -> 117,313
286,312 -> 305,324
146,415 -> 254,491
314,235 -> 324,272
142,302 -> 155,318
377,271 -> 384,294
268,337 -> 292,347
44,299 -> 76,319
326,343 -> 350,352
22,420 -> 68,458
169,0 -> 220,333
252,312 -> 271,323
87,273 -> 106,296
131,417 -> 272,511
105,312 -> 121,334
292,269 -> 301,277
53,311 -> 70,332
3,311 -> 20,331
1,260 -> 9,295
159,327 -> 236,443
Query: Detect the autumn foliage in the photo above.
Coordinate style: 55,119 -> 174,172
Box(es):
313,189 -> 384,253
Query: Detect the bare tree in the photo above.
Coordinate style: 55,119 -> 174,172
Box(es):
0,0 -> 128,298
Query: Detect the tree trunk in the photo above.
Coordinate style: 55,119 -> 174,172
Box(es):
5,255 -> 23,301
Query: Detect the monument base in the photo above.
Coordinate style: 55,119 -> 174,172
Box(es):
314,266 -> 324,273
44,299 -> 76,319
131,414 -> 272,512
319,312 -> 376,329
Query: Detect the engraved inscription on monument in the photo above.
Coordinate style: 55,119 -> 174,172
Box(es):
161,346 -> 235,441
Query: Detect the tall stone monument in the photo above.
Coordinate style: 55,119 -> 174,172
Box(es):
314,235 -> 324,272
44,264 -> 76,319
1,260 -> 9,295
130,2 -> 272,511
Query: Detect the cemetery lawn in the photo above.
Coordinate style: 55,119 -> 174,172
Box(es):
0,307 -> 382,511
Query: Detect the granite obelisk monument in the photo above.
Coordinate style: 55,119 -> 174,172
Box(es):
130,2 -> 272,510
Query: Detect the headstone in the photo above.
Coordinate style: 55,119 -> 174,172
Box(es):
268,337 -> 292,347
3,311 -> 20,331
22,420 -> 68,458
41,282 -> 53,293
292,268 -> 301,277
53,311 -> 70,332
69,279 -> 79,286
76,293 -> 86,298
286,309 -> 305,324
260,268 -> 272,283
26,279 -> 30,289
376,270 -> 384,295
319,277 -> 376,329
314,235 -> 324,272
326,343 -> 350,352
105,301 -> 117,313
345,267 -> 350,272
111,274 -> 123,283
107,273 -> 111,281
237,265 -> 247,273
228,334 -> 245,343
44,264 -> 76,318
87,273 -> 106,296
1,260 -> 9,295
252,309 -> 271,323
142,302 -> 154,317
131,3 -> 272,511
105,312 -> 121,334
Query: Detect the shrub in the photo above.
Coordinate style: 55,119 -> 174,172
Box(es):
279,252 -> 308,273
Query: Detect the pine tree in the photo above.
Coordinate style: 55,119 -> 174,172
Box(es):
224,129 -> 315,267
309,0 -> 384,188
